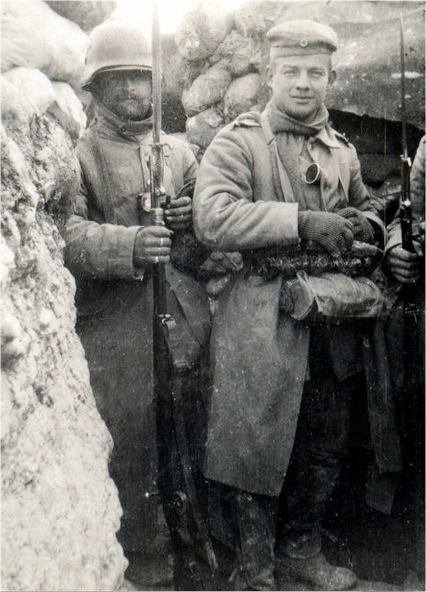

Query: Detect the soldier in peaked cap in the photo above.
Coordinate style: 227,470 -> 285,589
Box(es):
193,19 -> 395,591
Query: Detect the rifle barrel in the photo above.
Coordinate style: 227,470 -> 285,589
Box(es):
399,15 -> 408,159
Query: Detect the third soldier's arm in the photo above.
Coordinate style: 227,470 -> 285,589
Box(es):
385,136 -> 425,283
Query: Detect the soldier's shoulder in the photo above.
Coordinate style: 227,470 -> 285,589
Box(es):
330,127 -> 351,147
229,111 -> 262,130
215,111 -> 263,144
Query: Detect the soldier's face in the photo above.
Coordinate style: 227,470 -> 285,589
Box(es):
268,54 -> 335,121
92,70 -> 152,120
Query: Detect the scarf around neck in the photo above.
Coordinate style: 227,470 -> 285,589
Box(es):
266,100 -> 329,209
267,99 -> 329,136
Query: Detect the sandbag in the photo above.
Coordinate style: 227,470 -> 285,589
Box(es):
1,1 -> 89,86
224,73 -> 261,123
186,107 -> 224,149
2,69 -> 86,140
211,30 -> 262,76
49,83 -> 87,141
174,3 -> 233,61
3,68 -> 55,117
46,1 -> 117,32
183,60 -> 210,89
234,1 -> 282,38
1,77 -> 38,125
182,65 -> 231,117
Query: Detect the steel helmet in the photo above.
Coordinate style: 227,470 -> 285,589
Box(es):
82,20 -> 152,89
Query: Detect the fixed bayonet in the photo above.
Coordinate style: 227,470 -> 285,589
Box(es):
399,15 -> 413,252
150,0 -> 168,312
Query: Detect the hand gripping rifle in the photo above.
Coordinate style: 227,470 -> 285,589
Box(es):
150,3 -> 218,588
398,15 -> 421,455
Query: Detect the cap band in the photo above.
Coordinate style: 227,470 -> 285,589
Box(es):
270,46 -> 333,59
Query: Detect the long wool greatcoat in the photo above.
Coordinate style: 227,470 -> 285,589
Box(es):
65,104 -> 211,552
193,110 -> 397,498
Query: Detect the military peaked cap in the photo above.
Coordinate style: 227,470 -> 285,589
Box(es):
267,20 -> 338,58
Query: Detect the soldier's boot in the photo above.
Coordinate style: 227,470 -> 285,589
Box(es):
277,464 -> 358,590
228,490 -> 277,591
277,553 -> 357,591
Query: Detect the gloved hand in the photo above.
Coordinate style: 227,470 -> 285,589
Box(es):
413,221 -> 425,254
164,196 -> 192,230
386,246 -> 421,284
338,207 -> 374,244
133,225 -> 173,266
298,211 -> 354,254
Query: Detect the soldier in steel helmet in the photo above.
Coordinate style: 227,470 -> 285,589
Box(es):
193,19 -> 397,591
64,19 -> 211,588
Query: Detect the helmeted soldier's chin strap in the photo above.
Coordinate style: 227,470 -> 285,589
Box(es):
93,98 -> 154,135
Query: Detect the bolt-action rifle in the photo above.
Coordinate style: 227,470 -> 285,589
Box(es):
149,2 -> 217,588
398,15 -> 421,459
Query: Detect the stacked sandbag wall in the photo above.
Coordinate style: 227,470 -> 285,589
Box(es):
172,0 -> 425,193
46,0 -> 118,32
1,2 -> 129,591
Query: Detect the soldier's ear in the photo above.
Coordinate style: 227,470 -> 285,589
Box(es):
328,69 -> 337,85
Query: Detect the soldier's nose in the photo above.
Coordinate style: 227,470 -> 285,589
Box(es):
122,77 -> 138,91
295,73 -> 310,89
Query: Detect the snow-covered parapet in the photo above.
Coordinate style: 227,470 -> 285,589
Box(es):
1,3 -> 127,591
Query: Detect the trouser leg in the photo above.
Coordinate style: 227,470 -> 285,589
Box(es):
227,488 -> 277,591
282,460 -> 340,558
277,329 -> 358,590
280,326 -> 354,557
280,377 -> 351,558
